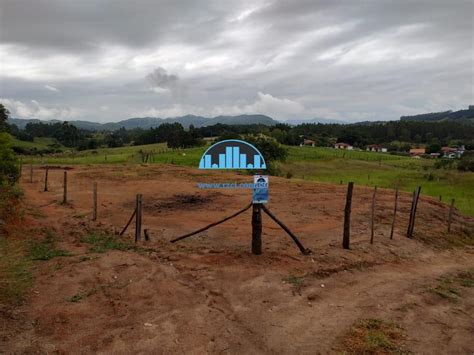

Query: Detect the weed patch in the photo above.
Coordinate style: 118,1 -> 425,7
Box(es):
283,275 -> 305,294
428,269 -> 474,302
81,232 -> 130,253
68,293 -> 83,303
340,318 -> 410,354
0,238 -> 32,305
29,231 -> 71,261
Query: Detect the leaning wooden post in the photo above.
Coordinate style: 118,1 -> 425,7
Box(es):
62,171 -> 68,204
390,187 -> 399,239
29,165 -> 33,183
44,166 -> 49,192
407,186 -> 421,238
447,198 -> 455,233
343,182 -> 354,249
135,194 -> 142,242
370,186 -> 377,244
251,203 -> 262,255
92,182 -> 97,221
406,190 -> 415,237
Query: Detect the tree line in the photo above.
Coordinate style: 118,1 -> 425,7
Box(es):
4,103 -> 474,155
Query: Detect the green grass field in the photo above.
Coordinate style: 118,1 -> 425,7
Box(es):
13,137 -> 63,150
279,147 -> 473,215
19,144 -> 474,216
20,142 -> 202,165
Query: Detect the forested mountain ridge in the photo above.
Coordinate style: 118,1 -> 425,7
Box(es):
400,107 -> 474,122
8,114 -> 278,130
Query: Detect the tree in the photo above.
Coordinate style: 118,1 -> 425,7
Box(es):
427,143 -> 441,154
245,136 -> 288,162
458,151 -> 474,172
105,133 -> 124,148
0,103 -> 11,132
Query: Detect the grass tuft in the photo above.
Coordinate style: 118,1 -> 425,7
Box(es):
67,293 -> 83,303
282,275 -> 305,294
341,318 -> 411,354
29,231 -> 71,261
81,232 -> 130,253
428,269 -> 474,301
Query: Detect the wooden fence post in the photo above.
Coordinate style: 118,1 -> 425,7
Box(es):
135,194 -> 142,242
62,171 -> 68,204
251,203 -> 262,255
29,165 -> 33,183
343,182 -> 354,249
92,182 -> 97,221
406,191 -> 415,237
447,198 -> 455,233
407,186 -> 421,238
390,188 -> 398,239
370,186 -> 377,244
44,166 -> 49,192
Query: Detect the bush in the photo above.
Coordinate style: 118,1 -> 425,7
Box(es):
434,159 -> 456,169
0,133 -> 20,185
244,135 -> 288,163
458,151 -> 474,172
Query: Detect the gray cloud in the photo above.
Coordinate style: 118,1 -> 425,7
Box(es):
146,67 -> 179,89
0,0 -> 472,122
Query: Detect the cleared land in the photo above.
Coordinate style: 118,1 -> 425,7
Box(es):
19,144 -> 474,216
1,164 -> 473,353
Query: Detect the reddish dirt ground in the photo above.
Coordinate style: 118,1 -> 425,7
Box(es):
2,164 -> 474,353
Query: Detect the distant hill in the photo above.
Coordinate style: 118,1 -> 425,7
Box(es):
282,117 -> 348,125
400,106 -> 474,123
8,114 -> 278,131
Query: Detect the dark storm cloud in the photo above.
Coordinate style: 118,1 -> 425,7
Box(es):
146,67 -> 179,89
0,0 -> 472,122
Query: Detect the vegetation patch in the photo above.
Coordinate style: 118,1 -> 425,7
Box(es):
282,275 -> 305,294
340,318 -> 410,354
458,269 -> 474,287
428,269 -> 474,301
29,231 -> 71,261
67,293 -> 84,303
81,232 -> 130,253
418,226 -> 474,249
0,238 -> 32,306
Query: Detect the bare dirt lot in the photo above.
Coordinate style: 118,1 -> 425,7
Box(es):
2,164 -> 474,354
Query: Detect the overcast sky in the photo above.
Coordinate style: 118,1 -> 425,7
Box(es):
0,0 -> 472,123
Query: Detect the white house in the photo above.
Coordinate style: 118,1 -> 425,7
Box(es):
334,142 -> 353,150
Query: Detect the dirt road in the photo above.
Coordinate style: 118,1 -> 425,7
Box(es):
2,165 -> 473,353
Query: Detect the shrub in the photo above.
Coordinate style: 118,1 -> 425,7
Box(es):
0,133 -> 20,185
458,151 -> 474,172
244,136 -> 288,163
